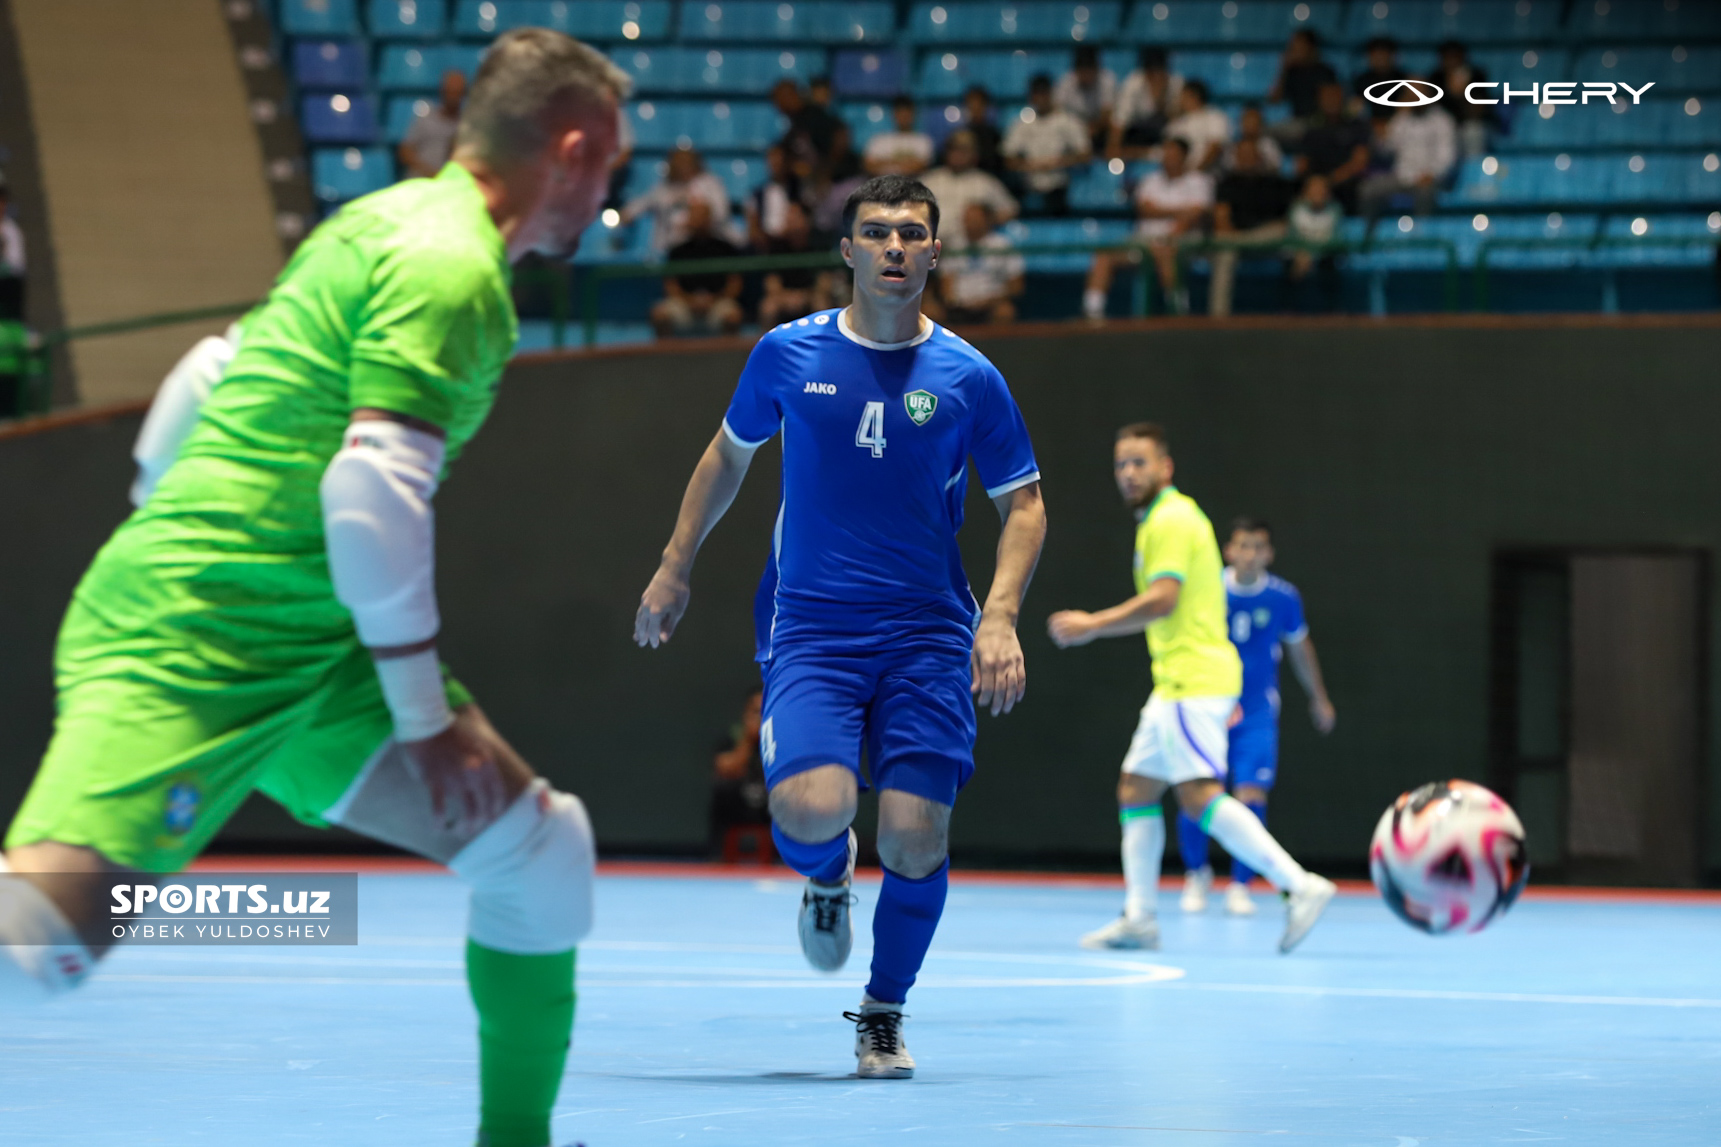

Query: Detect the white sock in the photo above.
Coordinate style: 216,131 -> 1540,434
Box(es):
1083,288 -> 1106,318
1120,809 -> 1163,922
1203,795 -> 1307,894
0,854 -> 95,1001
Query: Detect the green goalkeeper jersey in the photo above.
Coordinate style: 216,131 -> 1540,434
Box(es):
70,163 -> 517,678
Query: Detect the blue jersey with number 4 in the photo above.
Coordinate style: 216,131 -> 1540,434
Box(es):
723,310 -> 1040,659
1225,568 -> 1308,718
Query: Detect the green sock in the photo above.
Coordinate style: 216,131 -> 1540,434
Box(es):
466,940 -> 577,1147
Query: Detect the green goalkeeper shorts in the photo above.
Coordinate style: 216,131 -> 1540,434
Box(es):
5,599 -> 472,874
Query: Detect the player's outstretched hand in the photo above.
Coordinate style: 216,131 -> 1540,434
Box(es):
634,565 -> 691,648
399,709 -> 512,835
1311,696 -> 1336,735
973,614 -> 1027,717
1046,610 -> 1097,649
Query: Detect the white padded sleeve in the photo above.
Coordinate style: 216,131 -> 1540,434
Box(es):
129,328 -> 239,507
320,419 -> 446,649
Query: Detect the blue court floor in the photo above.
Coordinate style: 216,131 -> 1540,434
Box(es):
4,869 -> 1719,1145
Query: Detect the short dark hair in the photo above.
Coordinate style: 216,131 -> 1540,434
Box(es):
1138,46 -> 1168,71
1365,35 -> 1398,53
1437,39 -> 1467,57
893,93 -> 916,110
1183,78 -> 1210,104
1291,28 -> 1320,47
1230,516 -> 1273,541
1074,45 -> 1100,68
1029,72 -> 1054,94
842,175 -> 940,239
809,74 -> 831,88
1161,135 -> 1189,157
964,83 -> 992,103
1117,422 -> 1169,451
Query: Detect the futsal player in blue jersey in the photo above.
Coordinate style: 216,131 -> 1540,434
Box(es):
1177,517 -> 1336,917
635,175 -> 1047,1079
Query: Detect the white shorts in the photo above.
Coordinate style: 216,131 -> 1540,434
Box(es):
1120,695 -> 1238,785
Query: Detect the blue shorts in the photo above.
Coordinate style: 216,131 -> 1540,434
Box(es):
760,642 -> 976,807
1228,708 -> 1280,790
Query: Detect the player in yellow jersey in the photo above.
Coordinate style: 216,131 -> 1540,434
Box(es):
1048,422 -> 1335,954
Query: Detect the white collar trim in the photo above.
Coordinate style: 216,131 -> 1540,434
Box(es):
1225,567 -> 1270,596
837,308 -> 935,350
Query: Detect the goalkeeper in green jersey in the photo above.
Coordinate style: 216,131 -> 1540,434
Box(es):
0,29 -> 625,1147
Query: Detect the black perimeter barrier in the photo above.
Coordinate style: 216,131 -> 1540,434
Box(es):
2,317 -> 1719,876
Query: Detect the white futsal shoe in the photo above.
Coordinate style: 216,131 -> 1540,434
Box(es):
1080,914 -> 1160,950
1279,873 -> 1337,954
1223,881 -> 1257,916
797,828 -> 858,972
1180,865 -> 1212,913
846,998 -> 915,1079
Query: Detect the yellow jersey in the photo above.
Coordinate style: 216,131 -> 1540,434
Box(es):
1133,487 -> 1243,699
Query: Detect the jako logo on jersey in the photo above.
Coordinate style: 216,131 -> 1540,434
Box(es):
904,390 -> 938,426
1364,77 -> 1654,108
164,782 -> 200,835
803,381 -> 837,395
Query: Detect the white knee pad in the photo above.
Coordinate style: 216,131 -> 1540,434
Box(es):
449,780 -> 595,954
0,855 -> 95,1003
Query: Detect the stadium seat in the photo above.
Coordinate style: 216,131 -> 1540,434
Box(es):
840,101 -> 894,149
312,146 -> 394,202
628,100 -> 784,151
682,2 -> 896,45
1611,150 -> 1709,202
915,49 -> 1074,100
385,94 -> 437,142
292,40 -> 369,89
1476,212 -> 1601,269
1665,94 -> 1721,146
831,49 -> 909,98
1449,153 -> 1556,206
612,46 -> 825,95
1347,213 -> 1469,270
1343,0 -> 1561,45
367,0 -> 447,38
907,3 -> 1122,45
1002,216 -> 1131,272
1505,102 -> 1597,150
1570,0 -> 1721,43
282,0 -> 361,36
1067,160 -> 1131,212
572,214 -> 660,264
1126,1 -> 1341,46
455,0 -> 673,41
377,44 -> 486,90
1591,98 -> 1675,147
301,92 -> 381,143
1170,50 -> 1279,99
1575,46 -> 1721,93
1467,47 -> 1572,90
710,154 -> 769,202
1592,212 -> 1721,266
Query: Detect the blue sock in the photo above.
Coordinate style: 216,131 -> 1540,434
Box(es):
1176,811 -> 1210,872
1230,800 -> 1269,885
771,823 -> 850,885
864,860 -> 949,1004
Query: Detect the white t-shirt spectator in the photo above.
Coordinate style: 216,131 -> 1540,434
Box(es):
624,170 -> 732,252
864,130 -> 935,173
1167,105 -> 1233,168
1386,107 -> 1457,184
942,231 -> 1025,308
1289,199 -> 1341,244
1112,70 -> 1183,133
1054,69 -> 1117,125
1001,109 -> 1090,193
0,215 -> 24,274
1134,168 -> 1214,240
919,167 -> 1018,248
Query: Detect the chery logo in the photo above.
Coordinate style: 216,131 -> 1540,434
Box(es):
1364,79 -> 1443,108
1364,79 -> 1656,108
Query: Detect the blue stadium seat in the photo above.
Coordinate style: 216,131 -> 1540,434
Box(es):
620,154 -> 668,202
1504,102 -> 1597,150
302,93 -> 381,144
282,0 -> 361,36
1467,47 -> 1572,89
1449,153 -> 1564,206
908,3 -> 1121,45
915,49 -> 1076,100
312,146 -> 394,202
1591,98 -> 1674,148
612,46 -> 825,95
1575,46 -> 1721,93
1001,216 -> 1131,271
1592,212 -> 1721,266
682,2 -> 895,45
367,0 -> 446,38
1067,160 -> 1130,212
1126,1 -> 1341,46
628,100 -> 785,151
832,49 -> 909,97
711,154 -> 769,202
1476,212 -> 1601,269
572,214 -> 659,264
1171,51 -> 1278,99
455,1 -> 673,41
1611,150 -> 1710,202
1343,0 -> 1561,45
840,101 -> 895,149
377,44 -> 486,90
385,94 -> 437,142
1571,0 -> 1721,43
292,40 -> 368,89
1666,95 -> 1721,147
1349,213 -> 1473,269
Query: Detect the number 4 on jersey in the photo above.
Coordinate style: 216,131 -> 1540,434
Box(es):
855,401 -> 887,458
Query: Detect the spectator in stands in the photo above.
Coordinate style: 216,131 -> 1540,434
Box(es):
1434,41 -> 1493,156
758,201 -> 832,327
1084,137 -> 1212,320
963,85 -> 1008,177
651,200 -> 744,338
1108,47 -> 1183,159
1056,45 -> 1116,153
1167,80 -> 1232,172
773,78 -> 851,182
623,145 -> 732,254
1003,74 -> 1091,218
925,202 -> 1024,327
1208,137 -> 1294,317
398,68 -> 466,178
1223,104 -> 1283,173
710,687 -> 770,855
921,130 -> 1019,250
1350,36 -> 1405,117
0,176 -> 22,329
1268,29 -> 1337,145
0,178 -> 24,277
745,144 -> 799,248
1286,173 -> 1342,309
864,95 -> 935,177
1359,100 -> 1457,221
1295,81 -> 1370,213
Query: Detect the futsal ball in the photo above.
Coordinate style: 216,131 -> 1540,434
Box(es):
1369,780 -> 1530,935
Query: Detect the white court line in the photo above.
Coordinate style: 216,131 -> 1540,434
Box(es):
1163,981 -> 1721,1008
